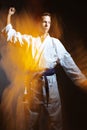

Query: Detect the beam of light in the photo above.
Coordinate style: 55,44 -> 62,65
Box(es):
0,9 -> 43,130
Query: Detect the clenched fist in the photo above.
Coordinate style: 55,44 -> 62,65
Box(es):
8,7 -> 16,16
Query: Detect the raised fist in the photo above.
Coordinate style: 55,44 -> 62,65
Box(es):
8,7 -> 16,15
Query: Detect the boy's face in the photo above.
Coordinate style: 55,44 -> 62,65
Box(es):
40,15 -> 51,34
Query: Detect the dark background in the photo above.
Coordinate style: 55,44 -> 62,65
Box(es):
0,0 -> 87,130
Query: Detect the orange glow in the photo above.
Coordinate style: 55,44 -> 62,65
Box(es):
0,10 -> 44,130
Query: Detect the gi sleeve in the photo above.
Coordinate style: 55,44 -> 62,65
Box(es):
2,24 -> 32,47
54,38 -> 87,86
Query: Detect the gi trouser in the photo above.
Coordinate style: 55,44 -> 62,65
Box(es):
25,74 -> 63,130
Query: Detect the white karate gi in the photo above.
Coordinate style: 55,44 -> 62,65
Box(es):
1,24 -> 86,130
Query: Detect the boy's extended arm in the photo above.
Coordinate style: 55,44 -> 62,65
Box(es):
2,7 -> 31,47
7,7 -> 16,25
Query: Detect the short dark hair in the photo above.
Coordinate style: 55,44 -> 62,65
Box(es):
41,12 -> 51,17
38,12 -> 51,22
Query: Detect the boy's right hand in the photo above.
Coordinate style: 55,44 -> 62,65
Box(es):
8,7 -> 16,16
